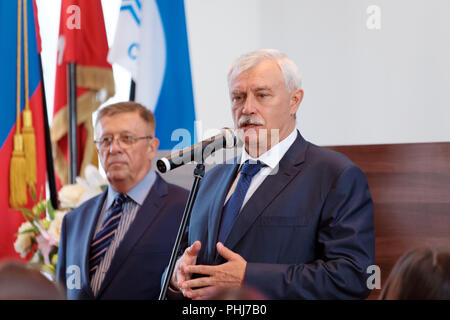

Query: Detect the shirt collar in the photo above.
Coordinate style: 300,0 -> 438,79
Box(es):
106,169 -> 157,208
240,129 -> 298,169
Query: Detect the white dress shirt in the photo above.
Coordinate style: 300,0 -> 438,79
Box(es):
90,169 -> 156,295
225,129 -> 298,209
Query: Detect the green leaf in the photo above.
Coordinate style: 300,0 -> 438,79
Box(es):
47,200 -> 55,221
17,227 -> 38,235
17,208 -> 36,222
42,264 -> 56,273
19,208 -> 34,215
29,183 -> 37,203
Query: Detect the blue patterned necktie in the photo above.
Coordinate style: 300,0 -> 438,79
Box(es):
217,160 -> 263,244
89,193 -> 127,278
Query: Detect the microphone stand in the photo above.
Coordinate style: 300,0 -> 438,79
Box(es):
159,163 -> 205,300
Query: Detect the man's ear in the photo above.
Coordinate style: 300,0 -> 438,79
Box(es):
148,137 -> 160,159
290,89 -> 303,116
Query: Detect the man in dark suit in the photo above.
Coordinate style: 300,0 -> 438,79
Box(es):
56,102 -> 188,299
169,49 -> 375,299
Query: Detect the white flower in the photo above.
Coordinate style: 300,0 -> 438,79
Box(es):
76,186 -> 103,206
58,184 -> 86,209
48,210 -> 68,246
74,164 -> 106,206
58,165 -> 107,209
84,164 -> 108,187
14,222 -> 36,257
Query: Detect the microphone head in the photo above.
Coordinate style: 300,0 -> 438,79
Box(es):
156,158 -> 170,173
156,128 -> 237,174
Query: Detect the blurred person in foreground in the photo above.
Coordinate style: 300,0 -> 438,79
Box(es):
380,247 -> 450,300
0,261 -> 64,299
56,102 -> 188,299
167,49 -> 375,299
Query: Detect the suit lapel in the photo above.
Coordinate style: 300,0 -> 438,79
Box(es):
96,174 -> 167,297
206,163 -> 239,263
80,191 -> 107,299
216,133 -> 308,262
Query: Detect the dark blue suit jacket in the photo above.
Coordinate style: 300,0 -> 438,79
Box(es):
186,131 -> 375,299
56,173 -> 188,300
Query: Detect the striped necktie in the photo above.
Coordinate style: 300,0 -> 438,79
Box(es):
217,160 -> 263,244
89,193 -> 127,279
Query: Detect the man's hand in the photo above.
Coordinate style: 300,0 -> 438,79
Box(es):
171,241 -> 201,292
179,242 -> 247,300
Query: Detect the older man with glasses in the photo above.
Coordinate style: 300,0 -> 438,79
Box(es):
56,101 -> 189,300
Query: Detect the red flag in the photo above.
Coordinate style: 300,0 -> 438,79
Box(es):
50,0 -> 114,186
0,0 -> 47,259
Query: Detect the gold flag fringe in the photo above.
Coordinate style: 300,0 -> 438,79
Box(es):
22,1 -> 37,186
10,135 -> 28,208
23,110 -> 37,185
22,0 -> 37,186
10,0 -> 27,208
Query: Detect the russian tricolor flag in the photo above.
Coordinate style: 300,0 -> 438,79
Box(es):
0,0 -> 47,259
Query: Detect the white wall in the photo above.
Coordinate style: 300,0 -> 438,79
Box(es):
186,0 -> 450,145
37,0 -> 450,147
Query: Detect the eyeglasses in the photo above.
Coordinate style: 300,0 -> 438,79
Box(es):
94,134 -> 153,150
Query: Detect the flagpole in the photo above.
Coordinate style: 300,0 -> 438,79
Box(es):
129,79 -> 136,101
38,54 -> 58,209
67,62 -> 77,184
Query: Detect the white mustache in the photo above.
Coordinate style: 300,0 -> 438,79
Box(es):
238,115 -> 265,127
107,155 -> 127,165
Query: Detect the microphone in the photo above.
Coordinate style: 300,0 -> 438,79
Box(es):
156,128 -> 237,173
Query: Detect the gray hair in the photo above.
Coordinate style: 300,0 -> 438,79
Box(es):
94,101 -> 156,136
227,49 -> 302,92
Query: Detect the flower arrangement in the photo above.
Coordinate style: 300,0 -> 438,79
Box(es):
14,165 -> 108,280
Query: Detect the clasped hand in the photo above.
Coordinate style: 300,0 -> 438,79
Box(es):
170,240 -> 247,300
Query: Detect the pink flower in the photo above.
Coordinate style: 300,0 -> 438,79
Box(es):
35,222 -> 56,265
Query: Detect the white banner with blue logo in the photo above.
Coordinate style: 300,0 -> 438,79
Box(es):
108,0 -> 196,150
